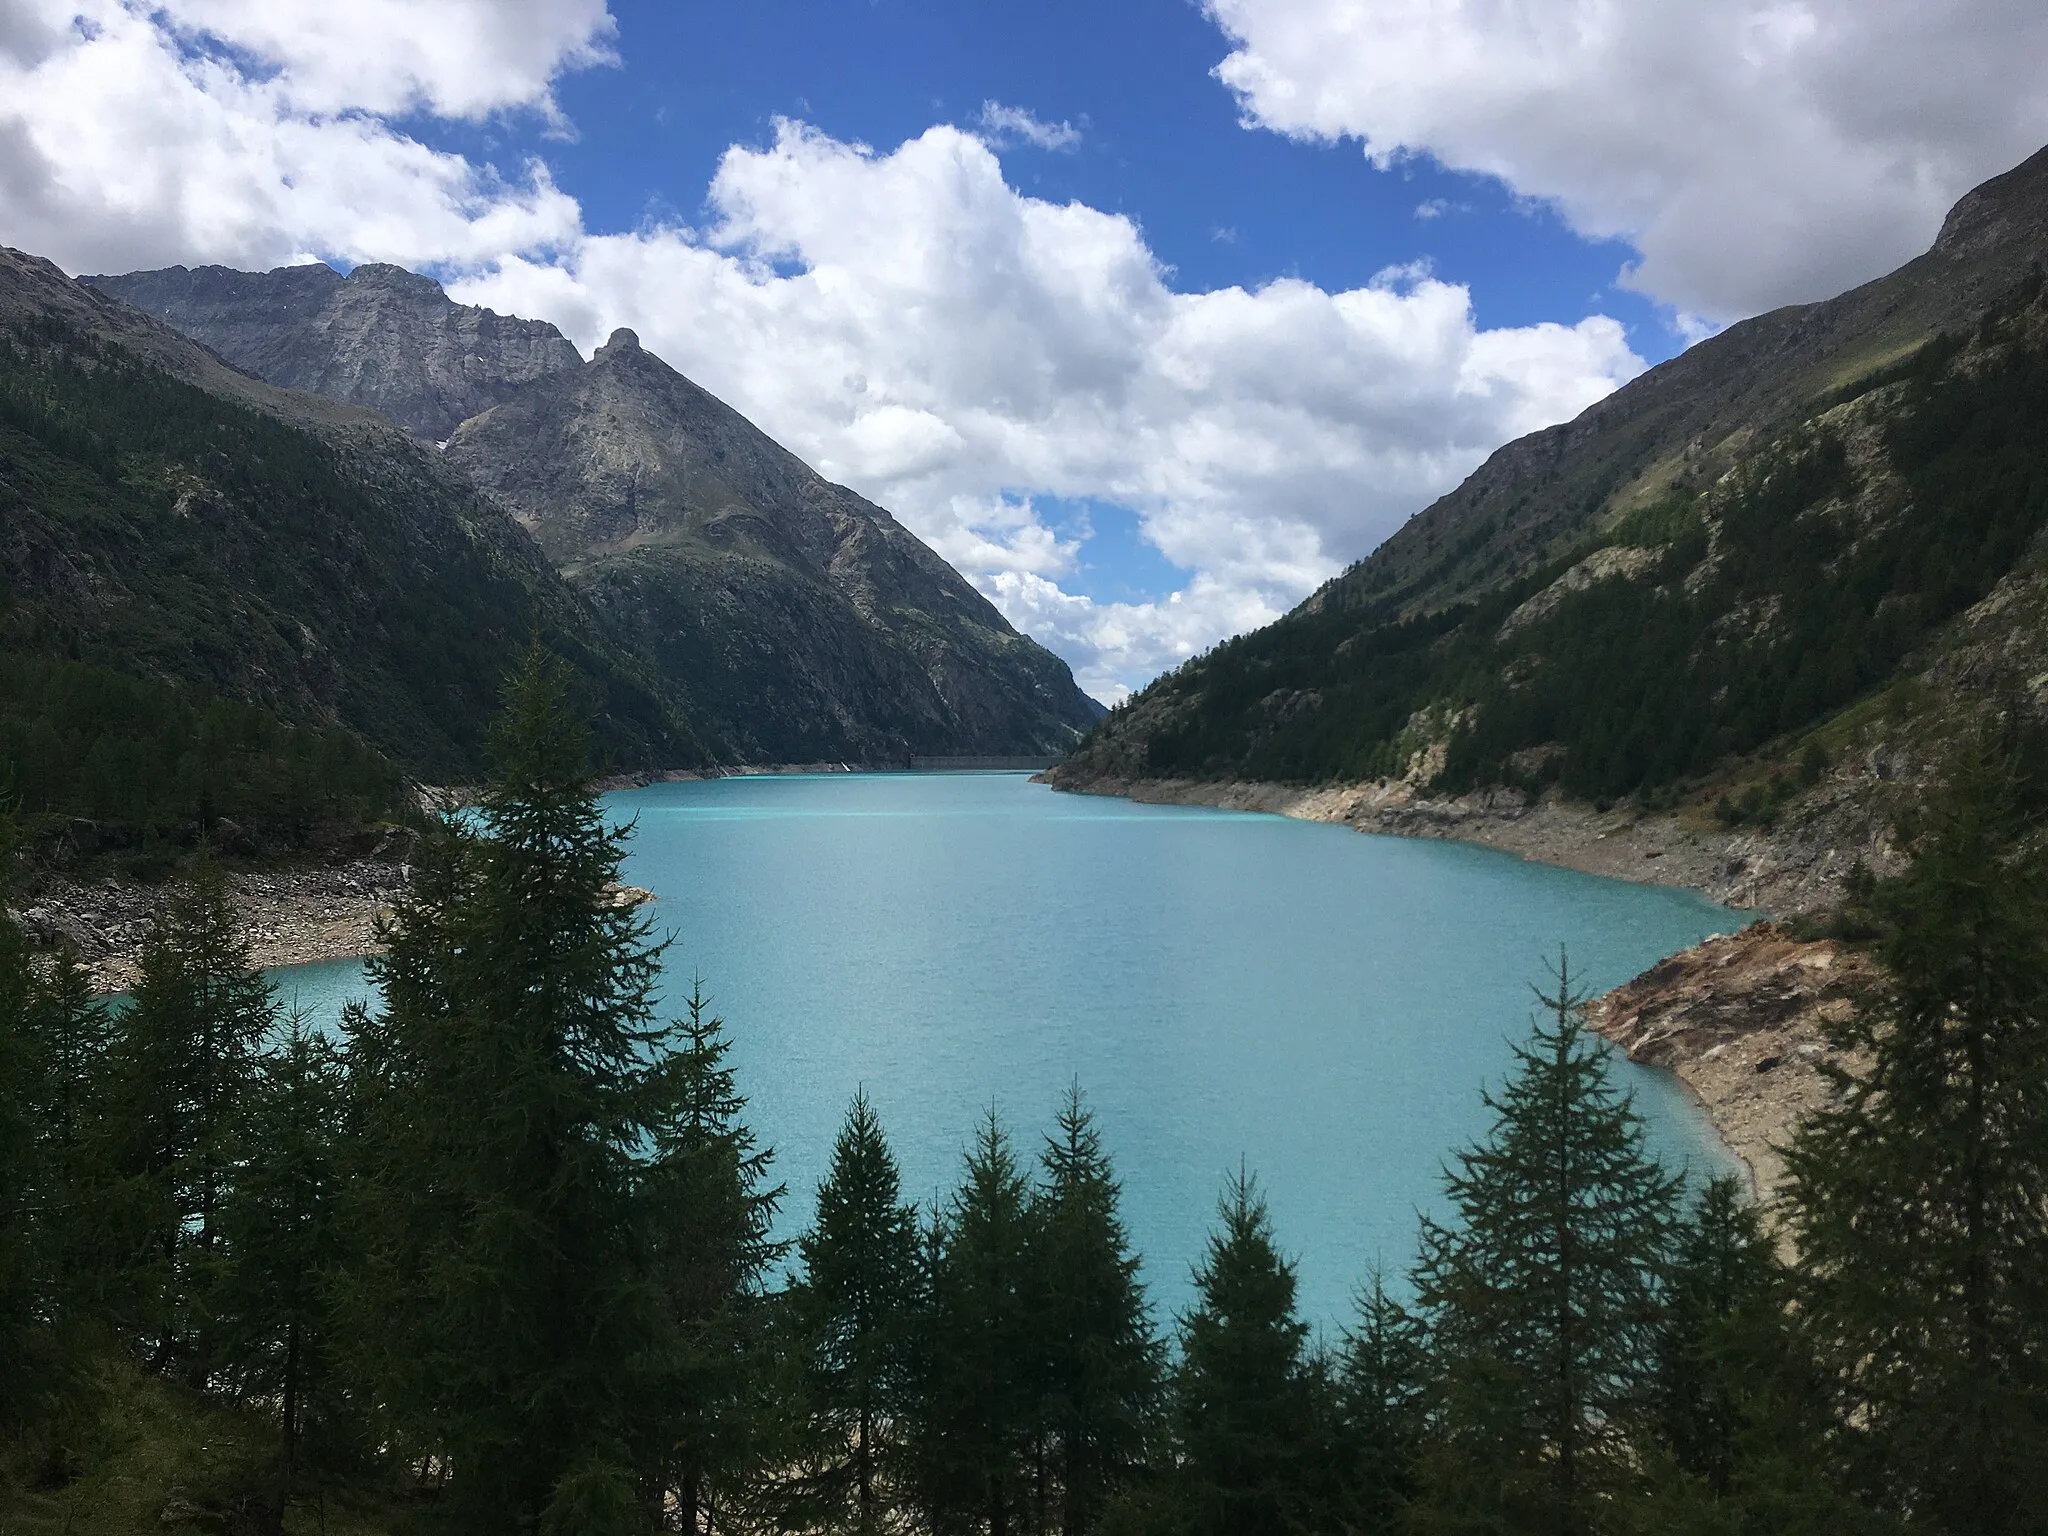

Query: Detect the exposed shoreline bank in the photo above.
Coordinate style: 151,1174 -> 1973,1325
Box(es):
15,859 -> 406,995
1042,772 -> 1894,1197
1036,772 -> 1900,914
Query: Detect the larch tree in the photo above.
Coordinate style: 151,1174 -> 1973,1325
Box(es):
1033,1084 -> 1161,1536
792,1088 -> 924,1535
638,980 -> 784,1534
101,856 -> 275,1383
344,646 -> 680,1533
1783,741 -> 2048,1536
1411,958 -> 1679,1536
216,1019 -> 350,1470
1172,1168 -> 1327,1536
913,1111 -> 1039,1536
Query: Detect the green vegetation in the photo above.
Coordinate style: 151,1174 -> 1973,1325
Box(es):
0,315 -> 702,863
1089,274 -> 2048,806
6,669 -> 2045,1534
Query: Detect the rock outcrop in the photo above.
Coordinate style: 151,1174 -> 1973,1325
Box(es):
447,326 -> 1101,761
87,261 -> 582,441
1588,923 -> 1885,1198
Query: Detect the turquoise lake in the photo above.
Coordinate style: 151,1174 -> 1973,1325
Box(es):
272,771 -> 1744,1331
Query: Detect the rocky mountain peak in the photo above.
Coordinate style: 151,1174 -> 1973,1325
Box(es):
340,261 -> 452,299
598,326 -> 642,357
86,261 -> 582,440
1933,142 -> 2048,261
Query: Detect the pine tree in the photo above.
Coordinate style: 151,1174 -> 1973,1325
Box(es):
1411,957 -> 1680,1536
638,980 -> 784,1533
1033,1085 -> 1161,1536
0,839 -> 44,1429
1173,1168 -> 1325,1536
913,1111 -> 1039,1536
1654,1178 -> 1778,1498
1335,1274 -> 1429,1530
344,646 -> 680,1531
216,1019 -> 349,1470
1642,1177 -> 1862,1534
102,855 -> 275,1382
1783,741 -> 2048,1534
792,1089 -> 923,1535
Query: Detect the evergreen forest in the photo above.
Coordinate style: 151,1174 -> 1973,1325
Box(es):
1092,272 -> 2048,805
0,314 -> 700,867
4,649 -> 2046,1534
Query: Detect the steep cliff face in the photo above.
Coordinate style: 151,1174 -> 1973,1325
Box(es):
87,262 -> 583,441
449,329 -> 1101,761
92,263 -> 1103,760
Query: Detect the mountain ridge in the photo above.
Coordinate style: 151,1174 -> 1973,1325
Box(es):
1049,141 -> 2048,901
87,261 -> 1104,761
1304,142 -> 2048,625
0,243 -> 707,857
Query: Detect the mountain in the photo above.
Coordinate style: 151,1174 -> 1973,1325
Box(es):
88,262 -> 1104,762
90,260 -> 582,442
0,245 -> 705,858
1050,145 -> 2048,830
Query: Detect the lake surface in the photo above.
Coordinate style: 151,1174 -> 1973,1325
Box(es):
273,772 -> 1744,1330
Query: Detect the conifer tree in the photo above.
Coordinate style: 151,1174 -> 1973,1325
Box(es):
0,799 -> 109,1429
1783,742 -> 2048,1535
1411,958 -> 1680,1535
0,843 -> 44,1427
1653,1177 -> 1779,1498
102,856 -> 275,1382
1033,1085 -> 1161,1536
1642,1177 -> 1861,1534
216,1020 -> 349,1469
791,1089 -> 923,1535
913,1111 -> 1039,1536
1335,1274 -> 1429,1529
1173,1168 -> 1325,1536
638,981 -> 784,1533
345,646 -> 681,1532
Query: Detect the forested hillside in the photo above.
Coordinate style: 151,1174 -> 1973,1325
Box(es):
0,251 -> 708,863
92,261 -> 1106,762
1052,146 -> 2048,816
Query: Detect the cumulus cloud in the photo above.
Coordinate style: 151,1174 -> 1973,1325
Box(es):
0,6 -> 1642,698
0,0 -> 596,274
1208,0 -> 2048,320
977,100 -> 1083,152
454,122 -> 1641,699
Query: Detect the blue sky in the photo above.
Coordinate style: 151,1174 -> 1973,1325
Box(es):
517,1 -> 1665,346
5,0 -> 2045,699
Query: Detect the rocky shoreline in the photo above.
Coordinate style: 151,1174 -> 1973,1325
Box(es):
1038,771 -> 1904,913
13,860 -> 407,995
1042,771 -> 1896,1197
1586,922 -> 1881,1200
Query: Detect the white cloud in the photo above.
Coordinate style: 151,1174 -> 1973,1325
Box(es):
977,100 -> 1083,152
159,0 -> 616,119
455,123 -> 1641,696
0,8 -> 1643,697
1208,0 -> 2048,320
0,0 -> 597,274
